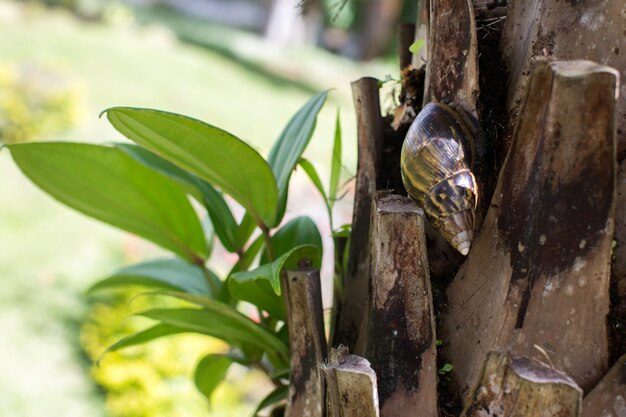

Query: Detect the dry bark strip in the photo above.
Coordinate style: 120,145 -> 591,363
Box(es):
500,0 -> 626,160
611,161 -> 626,359
441,59 -> 618,402
365,193 -> 438,417
411,0 -> 429,68
283,268 -> 327,417
583,353 -> 626,417
323,346 -> 380,417
398,23 -> 417,71
423,0 -> 478,115
334,77 -> 384,354
461,351 -> 582,417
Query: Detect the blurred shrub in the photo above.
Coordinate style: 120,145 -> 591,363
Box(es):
81,290 -> 254,417
0,63 -> 82,144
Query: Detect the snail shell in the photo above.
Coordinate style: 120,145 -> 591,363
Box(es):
400,102 -> 479,256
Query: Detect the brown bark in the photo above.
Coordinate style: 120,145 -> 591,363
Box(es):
500,0 -> 626,160
334,77 -> 384,354
583,353 -> 626,417
398,23 -> 417,71
365,193 -> 438,417
324,346 -> 380,417
283,268 -> 327,417
442,59 -> 618,402
423,0 -> 478,115
411,0 -> 429,68
612,161 -> 626,359
461,351 -> 582,417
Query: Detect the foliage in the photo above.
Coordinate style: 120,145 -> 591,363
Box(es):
81,290 -> 254,417
0,63 -> 82,144
7,91 -> 349,414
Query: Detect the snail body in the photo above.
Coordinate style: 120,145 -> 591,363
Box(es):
400,102 -> 479,256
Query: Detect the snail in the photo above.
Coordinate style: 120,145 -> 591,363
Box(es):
400,102 -> 480,256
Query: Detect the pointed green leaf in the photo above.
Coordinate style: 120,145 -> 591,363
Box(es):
254,385 -> 288,417
268,91 -> 328,225
329,110 -> 342,204
231,244 -> 320,296
104,107 -> 278,226
199,182 -> 239,252
194,354 -> 233,402
88,258 -> 219,297
9,142 -> 207,261
229,278 -> 285,320
139,305 -> 289,360
116,143 -> 242,252
409,39 -> 425,54
228,234 -> 265,275
298,158 -> 327,202
260,216 -> 323,265
105,323 -> 186,353
234,212 -> 257,250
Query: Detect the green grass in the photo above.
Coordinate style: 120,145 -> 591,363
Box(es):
0,1 -> 396,415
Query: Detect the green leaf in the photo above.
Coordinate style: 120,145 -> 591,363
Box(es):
438,363 -> 454,375
194,354 -> 233,402
227,234 -> 286,318
104,107 -> 278,226
139,304 -> 289,360
298,158 -> 327,202
88,258 -> 219,297
115,143 -> 205,201
329,110 -> 342,204
200,182 -> 239,252
253,385 -> 288,417
234,212 -> 257,250
9,142 -> 207,262
104,323 -> 186,354
260,216 -> 323,265
409,39 -> 425,54
229,277 -> 285,320
116,143 -> 242,252
268,91 -> 328,226
228,234 -> 265,275
231,244 -> 320,296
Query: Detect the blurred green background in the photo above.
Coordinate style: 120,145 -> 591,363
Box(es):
0,0 -> 403,415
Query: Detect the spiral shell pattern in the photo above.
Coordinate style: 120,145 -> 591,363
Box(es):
400,102 -> 478,255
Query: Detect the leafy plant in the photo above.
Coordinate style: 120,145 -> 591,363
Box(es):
5,91 -> 349,414
0,63 -> 83,144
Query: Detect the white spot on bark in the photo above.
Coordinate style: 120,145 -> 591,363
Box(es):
518,242 -> 525,253
539,235 -> 546,245
614,395 -> 626,416
581,11 -> 606,31
577,276 -> 588,288
579,239 -> 587,249
573,257 -> 586,272
543,280 -> 554,296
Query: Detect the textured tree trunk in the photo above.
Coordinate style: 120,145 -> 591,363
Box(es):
281,0 -> 624,415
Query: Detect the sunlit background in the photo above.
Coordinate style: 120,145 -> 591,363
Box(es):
0,0 -> 413,415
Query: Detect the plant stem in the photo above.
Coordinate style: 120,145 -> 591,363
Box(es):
261,225 -> 276,262
200,266 -> 220,297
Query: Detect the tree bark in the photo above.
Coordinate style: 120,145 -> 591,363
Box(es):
283,268 -> 327,417
366,193 -> 438,417
583,353 -> 626,417
324,346 -> 380,417
423,0 -> 478,115
442,59 -> 618,402
461,351 -> 582,417
334,78 -> 384,354
500,0 -> 626,160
